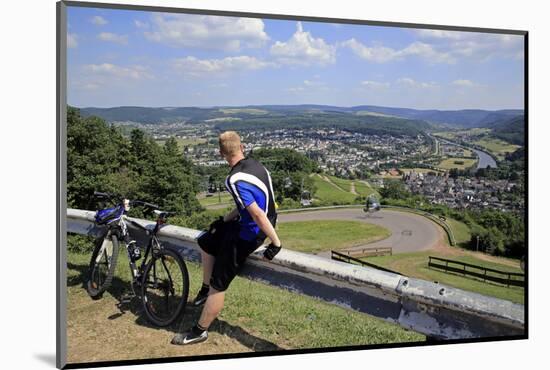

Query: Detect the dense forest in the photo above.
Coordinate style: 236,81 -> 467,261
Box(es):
67,106 -> 201,216
214,113 -> 432,137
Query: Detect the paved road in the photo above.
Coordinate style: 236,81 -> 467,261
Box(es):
278,208 -> 442,255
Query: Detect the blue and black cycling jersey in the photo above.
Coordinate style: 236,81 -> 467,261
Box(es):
225,157 -> 277,242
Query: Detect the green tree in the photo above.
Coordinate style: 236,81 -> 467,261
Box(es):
67,107 -> 201,216
379,181 -> 411,200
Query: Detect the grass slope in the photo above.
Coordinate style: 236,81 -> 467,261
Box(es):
365,250 -> 524,304
66,251 -> 424,363
198,193 -> 233,207
311,174 -> 358,204
277,220 -> 391,253
446,218 -> 472,247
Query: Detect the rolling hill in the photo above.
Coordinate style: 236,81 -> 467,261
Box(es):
77,104 -> 524,130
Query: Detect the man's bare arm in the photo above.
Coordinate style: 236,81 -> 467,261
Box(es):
245,202 -> 281,247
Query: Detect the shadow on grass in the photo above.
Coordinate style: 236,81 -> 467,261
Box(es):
66,258 -> 283,352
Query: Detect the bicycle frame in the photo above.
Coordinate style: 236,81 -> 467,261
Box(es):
107,214 -> 170,294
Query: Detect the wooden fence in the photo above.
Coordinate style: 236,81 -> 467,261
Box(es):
338,246 -> 392,258
428,256 -> 524,287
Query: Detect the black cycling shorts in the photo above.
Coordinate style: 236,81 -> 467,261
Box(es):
197,220 -> 264,292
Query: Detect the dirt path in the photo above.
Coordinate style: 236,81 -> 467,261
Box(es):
320,175 -> 347,193
350,181 -> 358,195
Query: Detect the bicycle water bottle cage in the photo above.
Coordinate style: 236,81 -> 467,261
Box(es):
95,205 -> 124,225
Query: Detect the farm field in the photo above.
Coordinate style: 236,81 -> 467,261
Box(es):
473,138 -> 521,160
400,168 -> 444,175
437,157 -> 477,170
433,128 -> 491,139
219,108 -> 268,115
155,137 -> 207,150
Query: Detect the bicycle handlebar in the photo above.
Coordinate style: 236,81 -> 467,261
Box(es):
93,191 -> 159,210
131,200 -> 160,210
93,191 -> 116,199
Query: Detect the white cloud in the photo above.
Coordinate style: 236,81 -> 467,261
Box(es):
286,78 -> 331,94
98,32 -> 128,45
303,79 -> 325,87
361,80 -> 391,89
414,29 -> 467,40
397,77 -> 438,88
413,29 -> 524,61
144,13 -> 269,52
83,63 -> 153,80
211,83 -> 229,88
452,79 -> 475,87
343,38 -> 454,64
134,20 -> 149,29
90,16 -> 108,26
72,81 -> 101,91
343,30 -> 523,65
286,86 -> 306,93
270,22 -> 336,66
172,56 -> 272,77
67,33 -> 78,48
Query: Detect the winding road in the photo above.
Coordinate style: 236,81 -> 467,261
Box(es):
278,208 -> 443,255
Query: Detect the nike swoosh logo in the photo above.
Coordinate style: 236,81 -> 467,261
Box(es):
182,334 -> 204,344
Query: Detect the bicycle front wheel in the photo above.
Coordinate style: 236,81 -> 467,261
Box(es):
86,233 -> 120,299
141,247 -> 189,327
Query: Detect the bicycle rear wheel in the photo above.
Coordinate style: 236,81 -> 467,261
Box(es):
141,247 -> 189,327
86,233 -> 120,299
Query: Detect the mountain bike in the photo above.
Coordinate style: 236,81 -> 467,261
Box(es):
86,191 -> 189,327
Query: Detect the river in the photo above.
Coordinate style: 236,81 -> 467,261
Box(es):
472,147 -> 497,169
432,135 -> 497,169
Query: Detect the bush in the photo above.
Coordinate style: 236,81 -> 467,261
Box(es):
170,209 -> 228,230
278,198 -> 302,210
67,233 -> 96,254
469,226 -> 505,255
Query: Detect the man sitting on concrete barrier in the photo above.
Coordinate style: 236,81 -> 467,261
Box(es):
172,131 -> 282,345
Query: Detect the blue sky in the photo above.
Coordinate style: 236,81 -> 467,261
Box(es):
67,6 -> 525,110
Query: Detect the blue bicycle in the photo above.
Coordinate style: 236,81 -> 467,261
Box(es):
86,191 -> 189,327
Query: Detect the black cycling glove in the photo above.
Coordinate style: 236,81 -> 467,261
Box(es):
263,243 -> 282,260
209,216 -> 225,233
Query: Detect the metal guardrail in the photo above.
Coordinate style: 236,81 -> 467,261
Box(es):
331,250 -> 399,274
428,256 -> 525,288
66,208 -> 524,340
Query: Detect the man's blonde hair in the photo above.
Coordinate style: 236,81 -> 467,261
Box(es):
218,131 -> 242,156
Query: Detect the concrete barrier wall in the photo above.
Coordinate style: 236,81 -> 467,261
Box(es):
66,208 -> 524,340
